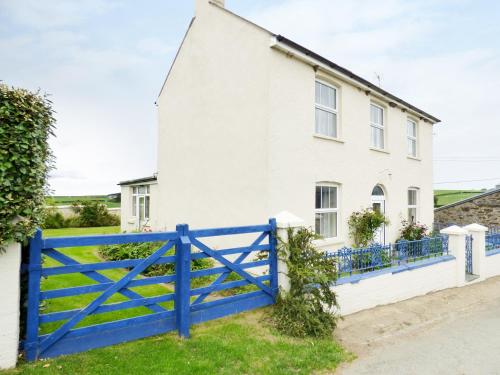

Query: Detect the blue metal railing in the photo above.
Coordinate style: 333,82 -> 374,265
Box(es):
487,226 -> 500,235
326,236 -> 449,277
465,235 -> 473,274
486,233 -> 500,254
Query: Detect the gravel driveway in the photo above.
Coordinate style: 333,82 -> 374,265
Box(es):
335,276 -> 500,375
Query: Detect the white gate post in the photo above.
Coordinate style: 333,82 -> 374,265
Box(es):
274,211 -> 304,293
440,225 -> 468,287
464,223 -> 488,280
0,242 -> 22,369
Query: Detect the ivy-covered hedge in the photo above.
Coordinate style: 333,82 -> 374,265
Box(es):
0,84 -> 55,246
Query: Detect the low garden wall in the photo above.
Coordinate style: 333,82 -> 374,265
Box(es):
0,243 -> 21,369
333,256 -> 457,315
327,224 -> 500,316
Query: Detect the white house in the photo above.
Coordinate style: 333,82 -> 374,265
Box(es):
120,0 -> 440,249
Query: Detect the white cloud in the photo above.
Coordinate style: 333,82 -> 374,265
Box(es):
0,0 -> 119,29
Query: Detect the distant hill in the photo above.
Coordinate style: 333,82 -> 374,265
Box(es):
434,189 -> 484,208
46,195 -> 121,208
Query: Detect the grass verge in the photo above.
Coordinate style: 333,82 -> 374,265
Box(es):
7,309 -> 351,375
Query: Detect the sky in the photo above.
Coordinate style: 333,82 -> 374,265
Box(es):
1,0 -> 500,195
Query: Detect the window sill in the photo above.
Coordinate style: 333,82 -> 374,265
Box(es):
312,238 -> 345,247
369,147 -> 390,155
313,134 -> 345,144
407,155 -> 421,161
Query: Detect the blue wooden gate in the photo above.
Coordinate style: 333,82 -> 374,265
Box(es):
25,219 -> 277,361
465,234 -> 473,274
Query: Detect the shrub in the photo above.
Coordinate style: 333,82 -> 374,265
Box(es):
42,209 -> 66,229
271,227 -> 339,338
0,84 -> 55,247
398,220 -> 428,241
71,201 -> 120,227
348,208 -> 389,247
99,242 -> 214,278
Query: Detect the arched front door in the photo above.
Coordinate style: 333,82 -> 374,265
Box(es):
371,185 -> 386,244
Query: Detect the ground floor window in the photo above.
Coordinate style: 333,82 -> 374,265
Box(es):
315,184 -> 338,238
408,188 -> 418,223
132,185 -> 150,221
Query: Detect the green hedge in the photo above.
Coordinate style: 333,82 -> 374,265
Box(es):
0,84 -> 55,246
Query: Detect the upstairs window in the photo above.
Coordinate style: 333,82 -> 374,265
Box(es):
315,81 -> 337,138
370,103 -> 385,149
315,184 -> 338,239
408,188 -> 418,223
407,119 -> 417,157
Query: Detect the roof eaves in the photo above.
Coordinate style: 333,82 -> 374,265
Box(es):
118,175 -> 158,186
274,35 -> 441,124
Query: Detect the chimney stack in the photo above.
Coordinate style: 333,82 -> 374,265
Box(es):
195,0 -> 225,16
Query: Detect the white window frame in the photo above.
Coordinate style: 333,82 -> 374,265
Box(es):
407,118 -> 418,157
370,103 -> 385,149
314,80 -> 338,138
407,188 -> 418,223
132,185 -> 150,220
315,183 -> 339,240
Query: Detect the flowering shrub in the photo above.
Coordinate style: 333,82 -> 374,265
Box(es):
398,220 -> 428,241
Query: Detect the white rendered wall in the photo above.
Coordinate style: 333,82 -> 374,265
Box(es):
266,52 -> 434,250
484,253 -> 500,279
0,242 -> 21,369
332,259 -> 457,316
154,2 -> 435,247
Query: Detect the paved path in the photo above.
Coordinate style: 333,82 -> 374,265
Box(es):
335,276 -> 500,375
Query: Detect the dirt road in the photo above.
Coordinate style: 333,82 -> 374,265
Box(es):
335,276 -> 500,374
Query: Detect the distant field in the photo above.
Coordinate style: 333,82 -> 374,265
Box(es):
434,189 -> 484,208
46,195 -> 120,208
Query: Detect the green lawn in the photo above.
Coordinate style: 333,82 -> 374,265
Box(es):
8,310 -> 350,375
39,226 -> 173,334
434,189 -> 484,208
6,226 -> 350,374
46,195 -> 120,208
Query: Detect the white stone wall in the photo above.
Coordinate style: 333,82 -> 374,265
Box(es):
47,205 -> 120,219
0,242 -> 21,369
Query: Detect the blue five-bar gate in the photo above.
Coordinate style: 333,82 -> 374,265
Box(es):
25,220 -> 278,361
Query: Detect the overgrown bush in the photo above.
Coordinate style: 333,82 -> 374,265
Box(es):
398,220 -> 428,241
348,208 -> 388,247
71,201 -> 120,227
42,209 -> 66,229
272,227 -> 339,338
0,84 -> 55,246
